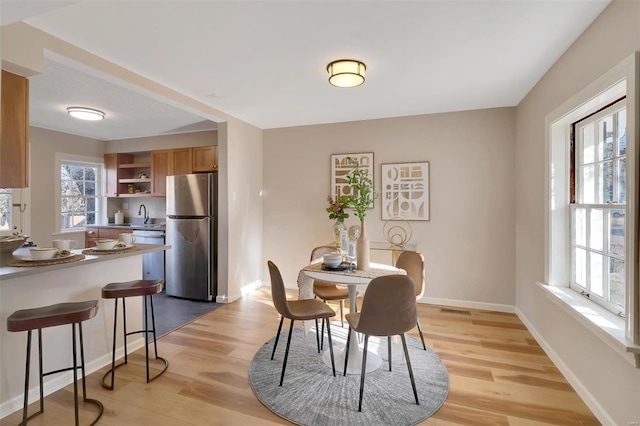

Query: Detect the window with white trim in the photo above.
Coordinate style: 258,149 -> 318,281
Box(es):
571,100 -> 627,316
60,161 -> 101,230
0,189 -> 12,234
546,53 -> 639,360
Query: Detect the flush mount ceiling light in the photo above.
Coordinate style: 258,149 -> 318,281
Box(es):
67,107 -> 105,121
327,59 -> 366,88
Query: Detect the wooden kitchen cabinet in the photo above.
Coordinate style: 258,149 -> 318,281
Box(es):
151,148 -> 194,195
192,145 -> 218,172
0,70 -> 29,188
104,153 -> 152,197
151,150 -> 171,196
104,153 -> 118,197
85,227 -> 99,247
172,148 -> 193,175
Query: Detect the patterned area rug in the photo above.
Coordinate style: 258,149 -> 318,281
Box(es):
249,324 -> 449,425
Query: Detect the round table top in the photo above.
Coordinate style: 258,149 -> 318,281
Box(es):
302,261 -> 405,285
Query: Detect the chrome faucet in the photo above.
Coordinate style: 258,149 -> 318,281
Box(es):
138,204 -> 149,224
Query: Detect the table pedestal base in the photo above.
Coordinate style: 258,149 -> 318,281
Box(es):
322,330 -> 383,375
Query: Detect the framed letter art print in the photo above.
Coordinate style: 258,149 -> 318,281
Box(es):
331,152 -> 374,203
381,162 -> 430,221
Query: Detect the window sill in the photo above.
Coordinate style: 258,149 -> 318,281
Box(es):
537,282 -> 640,368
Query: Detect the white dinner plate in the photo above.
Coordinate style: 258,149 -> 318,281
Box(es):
21,254 -> 75,262
92,245 -> 130,252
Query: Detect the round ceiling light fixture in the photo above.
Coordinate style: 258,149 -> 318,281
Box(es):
67,107 -> 105,121
327,59 -> 366,88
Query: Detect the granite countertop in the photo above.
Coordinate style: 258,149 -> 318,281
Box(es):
95,223 -> 166,231
1,244 -> 170,280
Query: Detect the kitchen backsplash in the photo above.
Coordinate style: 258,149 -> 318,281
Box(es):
106,197 -> 166,224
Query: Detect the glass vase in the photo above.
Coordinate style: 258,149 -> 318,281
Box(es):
333,221 -> 346,249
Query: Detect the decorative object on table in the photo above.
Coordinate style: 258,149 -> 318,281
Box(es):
381,162 -> 430,220
52,239 -> 78,250
94,239 -> 121,250
330,152 -> 374,204
383,217 -> 413,247
348,224 -> 360,241
344,157 -> 379,271
347,240 -> 357,272
0,235 -> 26,254
326,195 -> 349,247
82,245 -> 140,255
29,247 -> 60,260
248,328 -> 448,425
323,252 -> 343,268
7,253 -> 85,267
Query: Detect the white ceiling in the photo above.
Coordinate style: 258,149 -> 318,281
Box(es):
2,0 -> 611,140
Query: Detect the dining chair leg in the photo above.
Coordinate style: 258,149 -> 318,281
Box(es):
315,319 -> 320,353
320,314 -> 325,350
339,300 -> 344,327
416,318 -> 427,350
388,336 -> 392,371
325,318 -> 336,377
343,326 -> 352,376
358,335 -> 369,412
400,333 -> 420,405
271,316 -> 284,360
279,319 -> 295,386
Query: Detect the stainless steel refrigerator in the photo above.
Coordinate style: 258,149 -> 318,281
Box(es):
165,173 -> 217,301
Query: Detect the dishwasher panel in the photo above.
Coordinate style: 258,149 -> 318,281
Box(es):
133,230 -> 165,281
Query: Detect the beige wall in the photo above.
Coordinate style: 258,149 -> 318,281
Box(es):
28,127 -> 105,246
105,129 -> 217,153
264,108 -> 516,310
217,118 -> 264,302
515,1 -> 640,424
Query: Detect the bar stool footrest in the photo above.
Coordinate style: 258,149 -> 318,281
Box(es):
101,356 -> 169,389
85,398 -> 104,426
148,356 -> 169,383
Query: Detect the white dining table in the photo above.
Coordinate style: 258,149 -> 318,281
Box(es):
297,261 -> 406,374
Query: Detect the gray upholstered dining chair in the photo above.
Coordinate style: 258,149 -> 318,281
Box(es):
267,260 -> 337,386
395,251 -> 427,350
343,274 -> 420,412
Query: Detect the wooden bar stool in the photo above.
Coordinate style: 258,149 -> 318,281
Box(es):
7,300 -> 104,426
101,279 -> 168,390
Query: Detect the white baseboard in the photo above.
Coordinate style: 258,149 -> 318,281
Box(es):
0,337 -> 144,419
515,307 -> 615,426
421,296 -> 515,313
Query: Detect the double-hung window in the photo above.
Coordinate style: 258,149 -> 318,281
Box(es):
571,100 -> 627,316
0,189 -> 12,234
546,53 -> 639,363
60,161 -> 101,230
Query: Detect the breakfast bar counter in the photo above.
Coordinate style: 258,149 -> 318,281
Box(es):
0,244 -> 169,418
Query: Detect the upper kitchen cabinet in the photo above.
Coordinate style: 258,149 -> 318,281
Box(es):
104,153 -> 152,197
192,145 -> 218,172
151,147 -> 202,196
151,150 -> 171,196
0,70 -> 29,188
172,148 -> 193,175
104,153 -> 118,197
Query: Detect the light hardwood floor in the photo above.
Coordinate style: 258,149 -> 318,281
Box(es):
1,288 -> 600,425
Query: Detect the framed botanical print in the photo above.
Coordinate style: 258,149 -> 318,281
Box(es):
330,152 -> 374,204
381,162 -> 430,221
